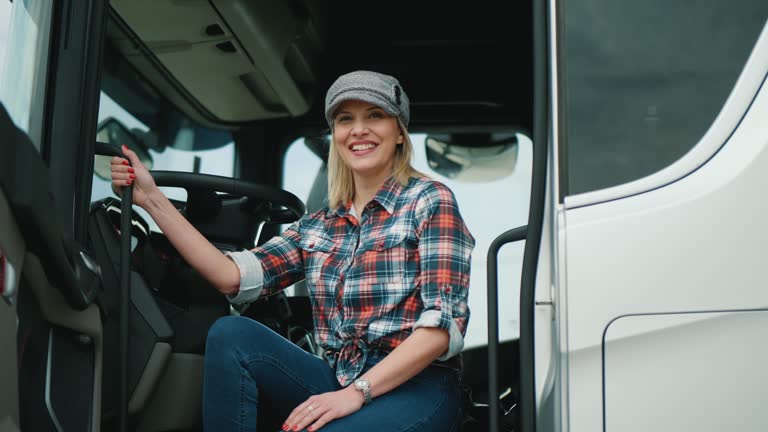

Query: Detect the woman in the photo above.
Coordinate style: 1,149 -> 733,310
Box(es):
111,71 -> 475,431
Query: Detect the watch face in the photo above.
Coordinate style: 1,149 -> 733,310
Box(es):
355,379 -> 369,390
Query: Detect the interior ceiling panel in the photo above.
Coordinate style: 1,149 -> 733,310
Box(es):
107,0 -> 532,132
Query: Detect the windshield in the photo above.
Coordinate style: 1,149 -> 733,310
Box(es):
91,91 -> 235,232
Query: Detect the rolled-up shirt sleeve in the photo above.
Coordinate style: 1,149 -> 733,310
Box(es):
412,183 -> 475,360
224,249 -> 265,304
224,219 -> 306,305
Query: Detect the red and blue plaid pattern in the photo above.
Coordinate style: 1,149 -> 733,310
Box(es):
251,176 -> 474,385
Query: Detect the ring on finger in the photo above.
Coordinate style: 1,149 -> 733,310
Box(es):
307,405 -> 314,412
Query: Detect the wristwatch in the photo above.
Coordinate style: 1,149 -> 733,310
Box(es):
353,378 -> 372,405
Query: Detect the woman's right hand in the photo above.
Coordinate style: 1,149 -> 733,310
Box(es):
110,145 -> 241,295
110,145 -> 159,208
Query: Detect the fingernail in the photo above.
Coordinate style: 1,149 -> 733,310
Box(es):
122,161 -> 129,166
129,174 -> 136,179
128,167 -> 134,173
122,144 -> 127,150
282,425 -> 288,431
127,180 -> 133,185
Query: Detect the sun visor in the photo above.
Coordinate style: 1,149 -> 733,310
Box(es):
111,0 -> 325,123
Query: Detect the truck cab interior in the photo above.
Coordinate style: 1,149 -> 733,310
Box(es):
0,1 -> 539,431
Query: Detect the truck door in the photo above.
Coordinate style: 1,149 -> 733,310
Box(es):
552,1 -> 768,431
0,0 -> 109,431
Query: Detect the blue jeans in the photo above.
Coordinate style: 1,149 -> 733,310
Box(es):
203,316 -> 463,432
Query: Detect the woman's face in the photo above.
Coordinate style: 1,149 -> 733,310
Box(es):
332,99 -> 404,180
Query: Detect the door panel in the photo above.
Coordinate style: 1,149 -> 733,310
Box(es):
604,311 -> 768,431
1,95 -> 104,431
19,255 -> 103,431
0,190 -> 24,430
562,57 -> 768,430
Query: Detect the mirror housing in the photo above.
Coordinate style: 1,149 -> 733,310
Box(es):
93,117 -> 154,180
424,133 -> 520,182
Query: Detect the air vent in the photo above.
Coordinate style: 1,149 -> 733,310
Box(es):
216,41 -> 237,53
205,24 -> 225,37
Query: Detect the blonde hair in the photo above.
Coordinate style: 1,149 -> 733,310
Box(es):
327,119 -> 423,208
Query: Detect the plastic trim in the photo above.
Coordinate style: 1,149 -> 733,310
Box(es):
44,330 -> 64,432
128,342 -> 172,414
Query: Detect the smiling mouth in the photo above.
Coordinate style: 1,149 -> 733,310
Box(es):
349,142 -> 377,152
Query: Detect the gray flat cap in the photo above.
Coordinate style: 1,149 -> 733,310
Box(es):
324,70 -> 410,129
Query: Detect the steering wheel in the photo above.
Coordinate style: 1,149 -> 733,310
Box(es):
151,171 -> 305,224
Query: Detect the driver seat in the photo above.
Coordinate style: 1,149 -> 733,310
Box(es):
87,192 -> 313,430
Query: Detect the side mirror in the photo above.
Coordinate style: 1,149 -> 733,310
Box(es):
93,117 -> 154,180
424,133 -> 520,182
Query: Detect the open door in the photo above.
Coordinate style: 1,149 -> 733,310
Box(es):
0,114 -> 23,432
0,103 -> 104,432
0,0 -> 109,431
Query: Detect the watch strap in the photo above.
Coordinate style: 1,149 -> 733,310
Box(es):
354,379 -> 372,405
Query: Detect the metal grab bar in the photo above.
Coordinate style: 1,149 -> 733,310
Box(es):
487,225 -> 528,431
119,174 -> 134,432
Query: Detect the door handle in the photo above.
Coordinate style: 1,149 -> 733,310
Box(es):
487,225 -> 527,431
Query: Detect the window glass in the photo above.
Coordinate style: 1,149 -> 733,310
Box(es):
0,3 -> 11,65
92,91 -> 235,232
0,0 -> 53,150
565,0 -> 768,195
282,133 -> 533,349
282,138 -> 323,206
413,133 -> 532,349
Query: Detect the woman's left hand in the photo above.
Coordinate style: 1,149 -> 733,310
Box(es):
283,387 -> 364,431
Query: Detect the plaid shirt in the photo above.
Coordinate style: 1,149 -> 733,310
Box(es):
226,176 -> 475,385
